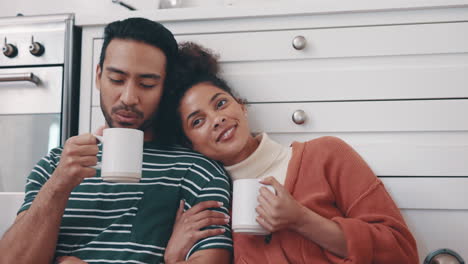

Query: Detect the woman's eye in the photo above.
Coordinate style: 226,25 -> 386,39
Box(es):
192,118 -> 203,128
216,99 -> 227,108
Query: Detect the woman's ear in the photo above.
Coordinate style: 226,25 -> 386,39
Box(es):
241,104 -> 248,117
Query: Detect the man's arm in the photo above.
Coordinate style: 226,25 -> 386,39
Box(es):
183,248 -> 231,264
0,181 -> 74,264
56,248 -> 231,264
0,134 -> 99,264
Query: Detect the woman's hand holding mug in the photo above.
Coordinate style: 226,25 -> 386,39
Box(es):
256,176 -> 306,233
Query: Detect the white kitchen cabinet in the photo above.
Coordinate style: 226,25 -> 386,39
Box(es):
78,2 -> 468,262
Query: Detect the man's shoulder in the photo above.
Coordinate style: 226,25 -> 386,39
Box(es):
143,143 -> 226,176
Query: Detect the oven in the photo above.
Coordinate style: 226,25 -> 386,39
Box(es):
0,14 -> 80,234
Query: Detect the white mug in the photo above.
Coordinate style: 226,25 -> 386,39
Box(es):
94,128 -> 144,183
232,178 -> 276,235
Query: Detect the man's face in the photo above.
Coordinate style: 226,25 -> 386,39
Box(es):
96,39 -> 167,140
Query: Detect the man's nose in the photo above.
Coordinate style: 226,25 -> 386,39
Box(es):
120,83 -> 139,106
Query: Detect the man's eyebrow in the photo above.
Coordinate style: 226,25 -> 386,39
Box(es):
139,73 -> 161,79
105,66 -> 127,75
105,67 -> 161,80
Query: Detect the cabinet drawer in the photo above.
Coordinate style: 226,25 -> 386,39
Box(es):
176,22 -> 468,102
249,100 -> 468,176
248,99 -> 468,133
176,22 -> 468,62
222,55 -> 468,102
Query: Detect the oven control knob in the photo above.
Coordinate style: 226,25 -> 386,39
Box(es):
29,36 -> 45,57
2,37 -> 18,58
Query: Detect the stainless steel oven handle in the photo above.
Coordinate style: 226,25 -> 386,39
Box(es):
0,72 -> 40,85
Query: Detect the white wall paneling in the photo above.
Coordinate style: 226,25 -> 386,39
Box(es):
78,3 -> 468,261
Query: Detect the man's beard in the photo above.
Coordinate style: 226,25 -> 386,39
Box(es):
100,102 -> 153,132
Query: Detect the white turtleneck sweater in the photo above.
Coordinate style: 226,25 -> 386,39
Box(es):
224,133 -> 292,185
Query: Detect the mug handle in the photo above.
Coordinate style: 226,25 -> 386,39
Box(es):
94,134 -> 103,143
90,134 -> 103,170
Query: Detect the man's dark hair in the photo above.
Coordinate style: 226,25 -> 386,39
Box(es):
98,17 -> 178,84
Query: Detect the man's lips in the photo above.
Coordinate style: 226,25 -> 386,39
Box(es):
216,125 -> 237,142
114,110 -> 139,123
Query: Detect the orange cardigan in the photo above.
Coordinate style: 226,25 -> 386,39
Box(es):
233,137 -> 418,264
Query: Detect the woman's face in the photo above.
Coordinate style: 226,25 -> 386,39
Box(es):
179,83 -> 257,166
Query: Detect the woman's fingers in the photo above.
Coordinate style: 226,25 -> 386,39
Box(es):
175,200 -> 185,221
197,228 -> 226,239
189,208 -> 228,223
192,216 -> 229,231
185,200 -> 223,216
256,215 -> 274,232
176,200 -> 229,232
257,192 -> 275,213
259,186 -> 276,202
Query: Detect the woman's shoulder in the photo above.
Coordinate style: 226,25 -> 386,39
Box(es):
290,136 -> 358,161
299,136 -> 350,150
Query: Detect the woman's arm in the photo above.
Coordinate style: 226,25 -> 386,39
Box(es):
256,137 -> 418,263
164,200 -> 229,264
257,177 -> 348,258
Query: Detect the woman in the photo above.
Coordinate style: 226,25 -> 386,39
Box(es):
160,41 -> 419,264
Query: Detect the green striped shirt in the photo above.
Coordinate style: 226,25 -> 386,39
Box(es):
19,142 -> 232,264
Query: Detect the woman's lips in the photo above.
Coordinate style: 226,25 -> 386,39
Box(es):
217,125 -> 236,142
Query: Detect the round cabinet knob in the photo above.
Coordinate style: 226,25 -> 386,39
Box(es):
29,36 -> 45,57
292,110 -> 307,125
292,35 -> 307,50
2,37 -> 18,58
424,249 -> 465,264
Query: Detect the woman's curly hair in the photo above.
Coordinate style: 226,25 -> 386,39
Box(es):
155,41 -> 240,147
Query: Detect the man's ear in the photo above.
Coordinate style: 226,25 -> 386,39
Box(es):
95,64 -> 102,91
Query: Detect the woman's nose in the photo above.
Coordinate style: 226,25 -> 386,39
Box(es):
213,117 -> 226,129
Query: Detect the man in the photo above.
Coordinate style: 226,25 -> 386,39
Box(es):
0,18 -> 232,264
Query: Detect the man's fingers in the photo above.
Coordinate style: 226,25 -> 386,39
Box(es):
94,125 -> 107,136
61,145 -> 99,163
67,133 -> 99,146
81,167 -> 97,178
80,156 -> 99,167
